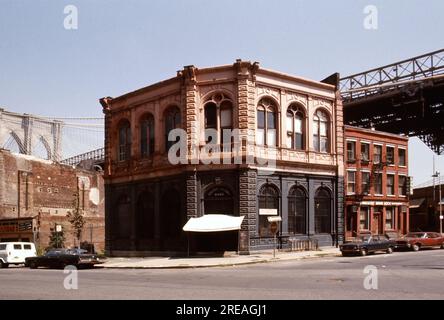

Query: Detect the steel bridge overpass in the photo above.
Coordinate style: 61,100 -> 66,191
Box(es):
340,48 -> 444,155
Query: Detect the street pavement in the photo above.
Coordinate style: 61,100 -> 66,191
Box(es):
1,249 -> 444,300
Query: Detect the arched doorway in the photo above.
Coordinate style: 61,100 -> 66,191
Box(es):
204,186 -> 234,215
195,186 -> 237,253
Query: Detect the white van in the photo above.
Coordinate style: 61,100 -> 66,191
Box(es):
0,242 -> 37,268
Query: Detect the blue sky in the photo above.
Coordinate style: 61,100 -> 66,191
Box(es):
0,0 -> 443,184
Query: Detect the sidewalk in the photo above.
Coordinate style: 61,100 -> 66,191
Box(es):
101,247 -> 341,269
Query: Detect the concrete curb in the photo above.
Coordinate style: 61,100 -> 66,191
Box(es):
100,250 -> 341,270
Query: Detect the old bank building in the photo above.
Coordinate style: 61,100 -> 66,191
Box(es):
100,60 -> 345,256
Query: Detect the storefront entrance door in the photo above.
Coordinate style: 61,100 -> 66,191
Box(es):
372,213 -> 381,235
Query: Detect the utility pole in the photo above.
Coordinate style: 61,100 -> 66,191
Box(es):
432,170 -> 443,235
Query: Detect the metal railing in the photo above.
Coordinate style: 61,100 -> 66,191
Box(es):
60,147 -> 105,166
289,239 -> 319,252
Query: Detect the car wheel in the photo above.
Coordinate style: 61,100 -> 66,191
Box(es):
341,252 -> 349,257
412,244 -> 420,252
360,249 -> 367,257
386,247 -> 393,254
29,261 -> 38,269
0,261 -> 9,268
440,244 -> 444,249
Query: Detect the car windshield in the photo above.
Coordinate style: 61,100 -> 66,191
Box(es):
405,233 -> 425,238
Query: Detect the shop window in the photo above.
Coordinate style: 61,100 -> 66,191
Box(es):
385,207 -> 394,230
258,184 -> 279,237
359,207 -> 370,231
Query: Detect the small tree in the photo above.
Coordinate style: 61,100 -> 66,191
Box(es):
48,227 -> 65,249
67,192 -> 85,246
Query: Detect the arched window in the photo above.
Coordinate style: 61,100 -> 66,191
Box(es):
286,105 -> 305,150
257,98 -> 277,146
288,186 -> 307,235
136,191 -> 155,240
258,184 -> 279,237
164,107 -> 181,152
313,109 -> 329,153
116,195 -> 131,239
314,188 -> 332,234
140,114 -> 155,158
204,93 -> 233,146
118,120 -> 131,161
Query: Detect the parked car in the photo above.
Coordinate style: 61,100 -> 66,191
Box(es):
25,248 -> 103,269
395,232 -> 444,251
340,234 -> 396,257
0,242 -> 37,268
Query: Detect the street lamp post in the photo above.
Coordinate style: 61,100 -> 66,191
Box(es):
432,171 -> 443,236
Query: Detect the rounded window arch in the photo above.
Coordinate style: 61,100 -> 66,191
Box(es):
117,119 -> 131,161
258,184 -> 280,237
314,187 -> 332,234
203,93 -> 233,146
164,106 -> 181,152
286,104 -> 306,150
288,186 -> 307,235
140,113 -> 155,158
313,109 -> 330,153
257,98 -> 277,147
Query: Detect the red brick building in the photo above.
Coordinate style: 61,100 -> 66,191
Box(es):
0,149 -> 105,252
344,126 -> 410,240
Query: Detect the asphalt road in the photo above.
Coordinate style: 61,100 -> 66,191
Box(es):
1,249 -> 444,300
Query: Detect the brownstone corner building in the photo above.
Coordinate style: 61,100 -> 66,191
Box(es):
344,126 -> 410,240
100,60 -> 345,256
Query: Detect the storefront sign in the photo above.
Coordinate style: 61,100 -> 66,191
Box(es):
259,209 -> 278,216
359,201 -> 406,206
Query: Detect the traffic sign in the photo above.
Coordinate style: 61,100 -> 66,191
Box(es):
270,221 -> 279,235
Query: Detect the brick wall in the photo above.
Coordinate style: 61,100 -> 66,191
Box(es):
0,149 -> 105,252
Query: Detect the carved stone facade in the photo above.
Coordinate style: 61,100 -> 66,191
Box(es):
101,60 -> 344,256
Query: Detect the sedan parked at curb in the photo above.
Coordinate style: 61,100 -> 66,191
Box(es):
25,248 -> 104,269
340,235 -> 396,257
395,232 -> 444,251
